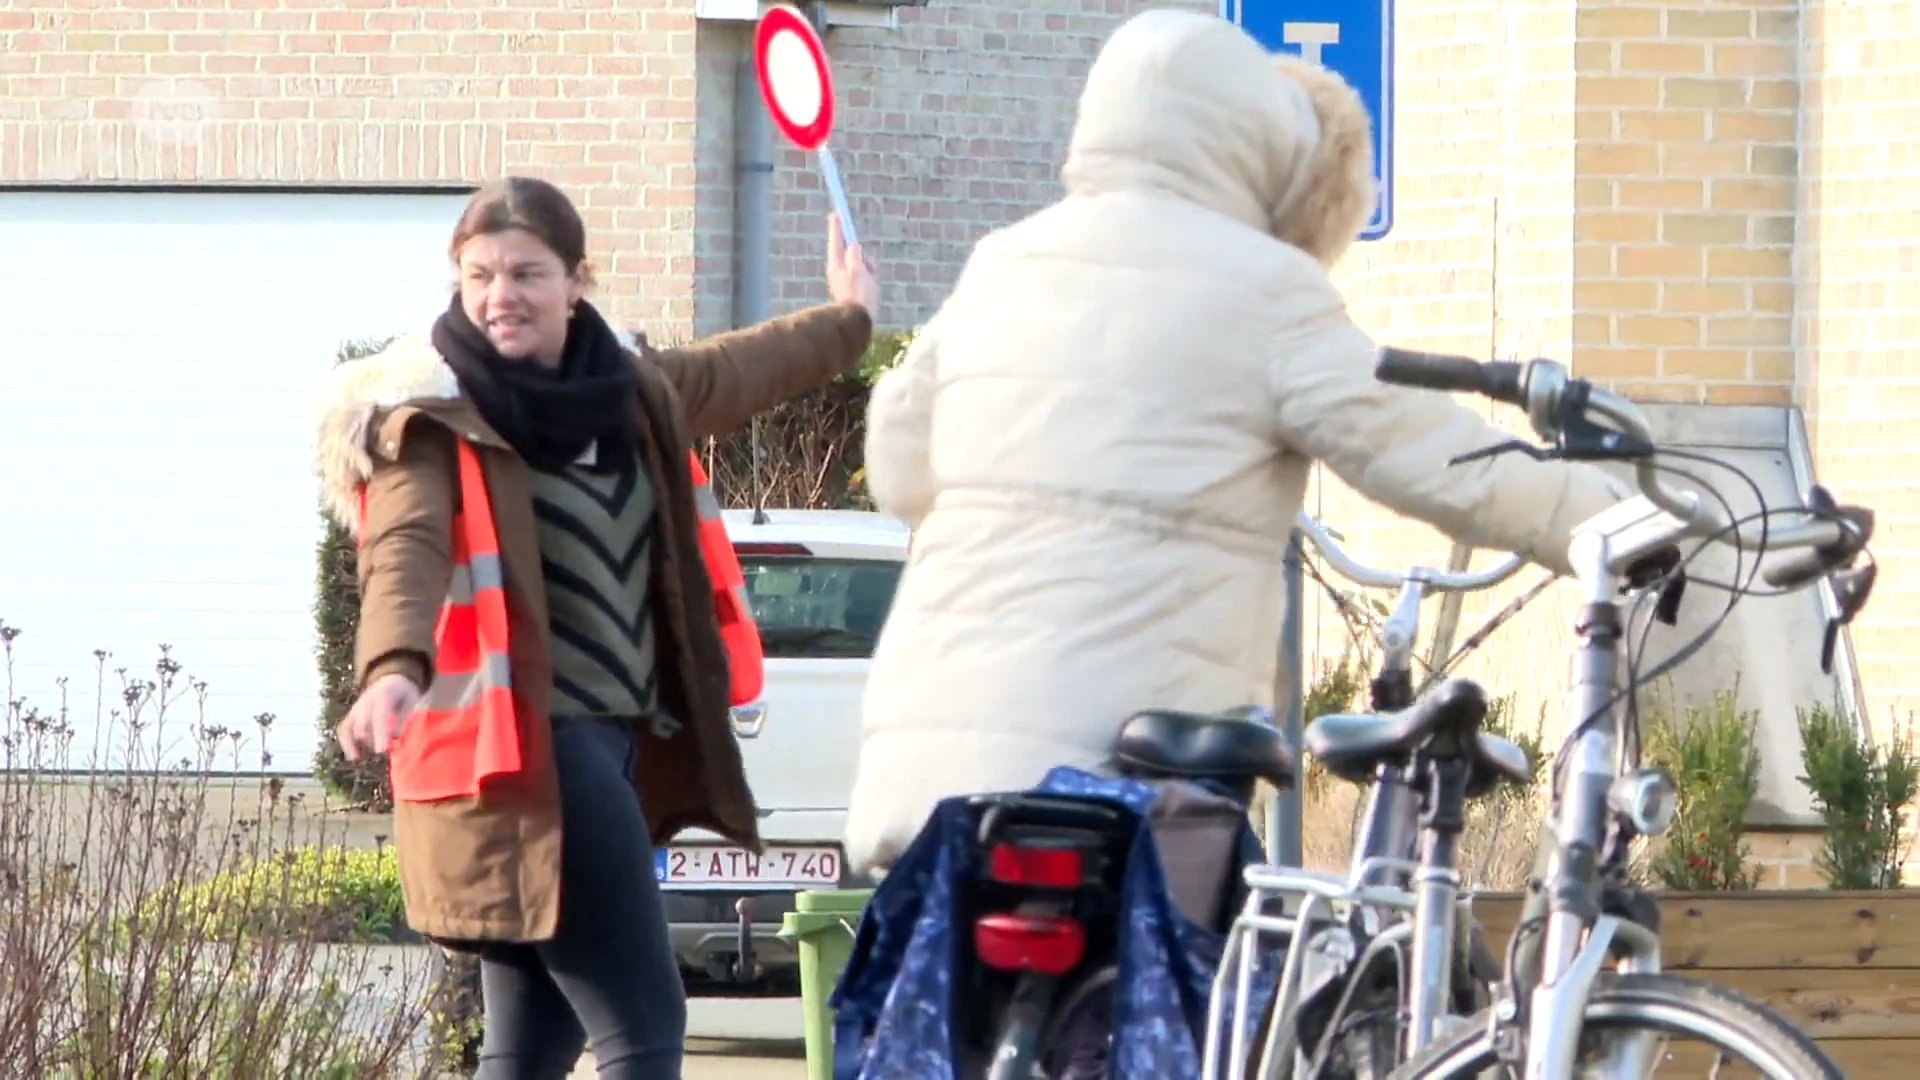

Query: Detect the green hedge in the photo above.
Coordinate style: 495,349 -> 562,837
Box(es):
143,845 -> 408,946
312,338 -> 401,810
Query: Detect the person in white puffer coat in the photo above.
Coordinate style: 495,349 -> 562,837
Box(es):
842,9 -> 1628,874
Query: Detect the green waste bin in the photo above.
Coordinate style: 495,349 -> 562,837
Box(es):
779,888 -> 872,1080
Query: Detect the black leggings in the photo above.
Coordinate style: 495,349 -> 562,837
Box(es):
477,715 -> 686,1080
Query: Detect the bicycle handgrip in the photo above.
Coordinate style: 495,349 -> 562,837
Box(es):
1763,505 -> 1875,590
1376,348 -> 1527,407
1762,550 -> 1831,590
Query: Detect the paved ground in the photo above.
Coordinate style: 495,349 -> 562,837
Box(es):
573,998 -> 810,1078
572,1040 -> 806,1078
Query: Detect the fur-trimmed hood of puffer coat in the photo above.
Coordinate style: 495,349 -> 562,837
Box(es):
311,333 -> 461,539
1057,7 -> 1376,266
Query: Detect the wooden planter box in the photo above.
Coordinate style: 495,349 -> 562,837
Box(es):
1473,891 -> 1920,1078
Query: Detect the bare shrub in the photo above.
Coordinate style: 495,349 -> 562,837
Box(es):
1277,548 -> 1559,894
0,621 -> 439,1078
698,328 -> 918,513
703,379 -> 872,512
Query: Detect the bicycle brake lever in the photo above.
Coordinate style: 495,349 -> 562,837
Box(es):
1821,563 -> 1878,675
1448,440 -> 1555,467
1833,563 -> 1876,624
1653,573 -> 1686,627
1619,546 -> 1686,627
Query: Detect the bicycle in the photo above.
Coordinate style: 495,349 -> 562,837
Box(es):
967,517 -> 1528,1080
1204,348 -> 1877,1080
1202,516 -> 1542,1080
1358,348 -> 1876,1078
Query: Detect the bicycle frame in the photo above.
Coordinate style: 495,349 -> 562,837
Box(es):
1199,517 -> 1525,1080
1293,512 -> 1525,899
1515,499 -> 1689,1079
1506,460 -> 1840,1079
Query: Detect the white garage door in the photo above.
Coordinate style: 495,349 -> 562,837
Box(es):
0,190 -> 472,773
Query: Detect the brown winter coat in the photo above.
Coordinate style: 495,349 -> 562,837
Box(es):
312,302 -> 873,943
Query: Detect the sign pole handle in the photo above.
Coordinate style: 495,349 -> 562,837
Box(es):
814,145 -> 860,250
1271,530 -> 1305,867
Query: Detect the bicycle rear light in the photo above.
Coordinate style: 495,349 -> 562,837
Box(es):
973,913 -> 1086,975
987,843 -> 1086,889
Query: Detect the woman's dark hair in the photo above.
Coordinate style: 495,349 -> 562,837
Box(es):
449,176 -> 596,286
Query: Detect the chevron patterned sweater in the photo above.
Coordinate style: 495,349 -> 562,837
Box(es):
529,447 -> 659,721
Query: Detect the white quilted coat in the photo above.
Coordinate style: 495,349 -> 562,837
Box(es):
842,10 -> 1627,872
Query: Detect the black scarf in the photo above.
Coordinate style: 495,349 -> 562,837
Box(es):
432,294 -> 639,472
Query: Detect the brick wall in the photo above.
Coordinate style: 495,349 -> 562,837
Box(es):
0,0 -> 1219,339
690,0 -> 1210,338
7,0 -> 1919,765
1568,0 -> 1799,407
1799,0 -> 1920,731
1275,0 -> 1911,784
0,0 -> 705,331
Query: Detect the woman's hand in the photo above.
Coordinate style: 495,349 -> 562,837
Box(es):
825,213 -> 879,319
337,672 -> 423,761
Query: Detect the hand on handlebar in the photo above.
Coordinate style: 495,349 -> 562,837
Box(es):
1373,347 -> 1877,601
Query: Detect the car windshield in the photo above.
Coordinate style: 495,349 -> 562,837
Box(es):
738,556 -> 902,659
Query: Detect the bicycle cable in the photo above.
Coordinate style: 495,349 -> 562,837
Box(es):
1616,449 -> 1762,771
1553,451 -> 1757,777
1522,451 -> 1765,1009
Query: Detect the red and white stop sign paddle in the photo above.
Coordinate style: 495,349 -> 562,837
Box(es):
754,3 -> 859,248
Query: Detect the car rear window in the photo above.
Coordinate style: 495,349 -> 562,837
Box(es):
737,555 -> 902,659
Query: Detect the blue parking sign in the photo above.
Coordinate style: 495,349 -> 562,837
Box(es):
1224,0 -> 1394,241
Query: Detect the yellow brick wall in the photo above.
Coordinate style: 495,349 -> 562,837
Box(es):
1570,0 -> 1799,407
1800,0 -> 1920,734
1746,830 -> 1836,890
1302,0 -> 1583,735
1297,0 -> 1916,774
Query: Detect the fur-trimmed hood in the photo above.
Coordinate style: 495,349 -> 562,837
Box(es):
1059,9 -> 1376,266
311,333 -> 462,539
310,327 -> 639,539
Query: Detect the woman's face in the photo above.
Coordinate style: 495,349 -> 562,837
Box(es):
456,228 -> 584,366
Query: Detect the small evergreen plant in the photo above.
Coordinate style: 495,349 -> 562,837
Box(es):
1797,701 -> 1919,890
1645,687 -> 1763,891
310,337 -> 397,810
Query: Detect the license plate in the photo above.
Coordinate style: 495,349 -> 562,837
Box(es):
655,844 -> 843,891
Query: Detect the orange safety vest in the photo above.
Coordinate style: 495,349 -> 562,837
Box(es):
355,444 -> 765,803
689,455 -> 766,707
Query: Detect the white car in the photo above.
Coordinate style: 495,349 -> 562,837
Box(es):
659,508 -> 909,996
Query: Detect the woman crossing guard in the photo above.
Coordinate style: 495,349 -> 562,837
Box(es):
316,176 -> 878,1079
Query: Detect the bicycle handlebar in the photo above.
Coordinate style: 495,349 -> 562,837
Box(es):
1294,512 -> 1525,593
1375,349 -> 1528,408
1374,348 -> 1874,571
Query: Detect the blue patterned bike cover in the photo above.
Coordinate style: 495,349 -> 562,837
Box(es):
830,766 -> 1278,1080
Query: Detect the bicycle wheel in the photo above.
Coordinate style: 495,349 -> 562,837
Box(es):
1388,972 -> 1844,1079
1037,965 -> 1116,1080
